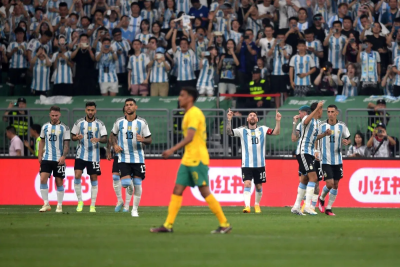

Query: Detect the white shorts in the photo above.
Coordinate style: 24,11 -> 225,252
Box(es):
218,83 -> 236,94
197,86 -> 214,96
100,82 -> 119,94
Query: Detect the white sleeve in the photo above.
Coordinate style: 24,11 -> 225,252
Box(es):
144,55 -> 150,66
286,45 -> 292,56
232,128 -> 243,138
6,43 -> 12,53
100,123 -> 108,136
141,123 -> 151,137
64,126 -> 71,140
40,125 -> 46,139
289,56 -> 295,67
261,125 -> 273,135
111,121 -> 120,135
376,52 -> 381,63
70,122 -> 80,135
296,123 -> 301,131
51,53 -> 57,63
309,56 -> 316,68
343,125 -> 351,139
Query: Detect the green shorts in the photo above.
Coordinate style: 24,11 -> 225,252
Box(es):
176,162 -> 209,187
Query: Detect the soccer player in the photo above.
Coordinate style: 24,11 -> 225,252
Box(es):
318,105 -> 351,216
110,98 -> 152,217
71,102 -> 108,213
226,109 -> 281,213
38,106 -> 71,213
150,87 -> 231,234
291,101 -> 330,216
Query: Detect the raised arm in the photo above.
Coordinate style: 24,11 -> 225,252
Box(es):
304,101 -> 323,125
226,108 -> 234,136
271,110 -> 281,136
291,115 -> 300,142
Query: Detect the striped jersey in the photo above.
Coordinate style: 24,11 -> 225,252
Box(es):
71,117 -> 108,162
197,58 -> 216,88
96,52 -> 118,83
176,0 -> 191,14
129,15 -> 142,38
150,60 -> 170,83
136,33 -> 154,46
306,40 -> 323,68
119,0 -> 131,16
229,31 -> 242,46
327,35 -> 347,69
389,42 -> 400,62
271,44 -> 292,75
246,17 -> 262,41
341,75 -> 359,96
27,39 -> 50,58
289,54 -> 315,86
140,9 -> 159,26
128,53 -> 150,84
319,120 -> 351,165
232,125 -> 274,168
52,51 -> 73,84
297,21 -> 310,32
360,51 -> 380,82
46,0 -> 60,21
40,121 -> 71,162
393,56 -> 400,86
111,116 -> 152,164
83,3 -> 92,18
162,8 -> 177,29
111,39 -> 131,73
31,59 -> 50,91
313,3 -> 331,22
216,17 -> 229,40
383,76 -> 394,96
296,115 -> 319,156
327,15 -> 344,28
7,42 -> 28,69
174,49 -> 196,81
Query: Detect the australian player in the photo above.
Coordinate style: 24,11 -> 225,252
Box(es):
71,102 -> 108,213
110,98 -> 152,217
318,105 -> 351,216
38,106 -> 71,213
226,109 -> 281,213
150,87 -> 231,234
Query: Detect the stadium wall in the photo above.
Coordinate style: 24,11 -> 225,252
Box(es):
0,159 -> 399,208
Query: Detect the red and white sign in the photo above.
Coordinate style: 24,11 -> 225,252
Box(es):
1,159 -> 400,207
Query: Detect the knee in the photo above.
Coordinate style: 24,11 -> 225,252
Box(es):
255,184 -> 263,191
244,181 -> 252,188
133,178 -> 142,186
121,178 -> 131,188
112,174 -> 120,181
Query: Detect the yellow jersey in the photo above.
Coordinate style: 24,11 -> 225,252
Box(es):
181,106 -> 209,166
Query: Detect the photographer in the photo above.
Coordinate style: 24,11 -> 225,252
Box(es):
366,123 -> 396,158
313,61 -> 338,96
367,99 -> 391,136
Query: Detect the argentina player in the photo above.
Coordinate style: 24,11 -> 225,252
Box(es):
226,109 -> 281,213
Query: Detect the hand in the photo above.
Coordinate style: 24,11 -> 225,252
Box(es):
24,140 -> 30,148
380,129 -> 387,136
90,137 -> 100,144
8,101 -> 14,108
320,68 -> 325,74
324,129 -> 332,136
358,43 -> 363,50
307,47 -> 315,53
342,139 -> 351,146
317,101 -> 324,109
107,151 -> 112,160
298,73 -> 307,78
257,100 -> 263,107
234,111 -> 242,117
227,108 -> 233,120
337,69 -> 342,75
136,133 -> 144,142
162,149 -> 173,159
113,144 -> 123,153
275,109 -> 282,121
143,79 -> 148,85
378,48 -> 385,53
293,115 -> 299,123
314,151 -> 320,161
290,81 -> 295,88
58,156 -> 65,165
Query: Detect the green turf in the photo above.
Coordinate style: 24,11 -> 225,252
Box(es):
0,206 -> 399,267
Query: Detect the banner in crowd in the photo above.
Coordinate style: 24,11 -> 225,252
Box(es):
1,159 -> 399,208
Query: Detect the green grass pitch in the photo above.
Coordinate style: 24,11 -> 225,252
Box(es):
0,206 -> 399,267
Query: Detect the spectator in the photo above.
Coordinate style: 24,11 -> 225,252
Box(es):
376,0 -> 398,31
236,29 -> 258,93
342,32 -> 359,63
341,16 -> 360,41
47,0 -> 61,22
328,2 -> 348,28
149,47 -> 171,96
52,2 -> 70,35
91,0 -> 107,15
308,13 -> 326,46
7,27 -> 27,96
338,63 -> 359,96
347,132 -> 367,157
27,30 -> 53,62
285,17 -> 304,50
258,0 -> 275,19
52,35 -> 74,96
24,124 -> 41,157
160,0 -> 178,30
382,65 -> 395,96
89,9 -> 106,45
119,15 -> 135,44
314,61 -> 338,96
237,0 -> 252,27
30,46 -> 52,95
311,0 -> 332,23
289,39 -> 316,96
357,39 -> 381,95
243,66 -> 271,109
176,0 -> 191,14
256,24 -> 275,58
324,20 -> 347,74
386,24 -> 400,63
96,37 -> 119,96
297,8 -> 310,32
304,29 -> 323,81
136,19 -> 154,49
189,0 -> 209,28
363,22 -> 389,75
6,126 -> 24,156
197,46 -> 218,97
218,39 -> 239,97
71,33 -> 96,95
367,99 -> 391,135
128,39 -> 150,96
141,0 -> 159,26
111,28 -> 131,90
274,0 -> 301,30
151,22 -> 167,48
129,2 -> 143,38
366,122 -> 397,157
104,9 -> 120,33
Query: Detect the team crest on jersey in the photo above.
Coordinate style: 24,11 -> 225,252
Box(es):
324,172 -> 327,177
51,129 -> 55,133
88,126 -> 92,131
251,132 -> 255,136
128,126 -> 132,131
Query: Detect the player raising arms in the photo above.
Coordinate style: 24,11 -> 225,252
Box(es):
150,87 -> 231,234
71,102 -> 108,213
317,105 -> 351,216
110,98 -> 152,217
226,109 -> 281,213
38,106 -> 70,213
291,102 -> 330,216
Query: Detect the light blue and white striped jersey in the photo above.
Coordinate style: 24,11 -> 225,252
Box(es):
52,51 -> 73,84
328,35 -> 347,69
111,39 -> 131,73
129,15 -> 142,38
83,3 -> 92,18
128,53 -> 150,84
174,49 -> 196,81
246,17 -> 262,41
140,9 -> 159,27
104,19 -> 119,32
360,51 -> 380,82
29,21 -> 40,33
176,0 -> 191,14
296,115 -> 319,156
111,116 -> 152,164
119,0 -> 131,16
40,121 -> 71,162
197,58 -> 215,88
341,75 -> 359,96
162,8 -> 177,28
216,17 -> 229,40
232,125 -> 273,168
149,60 -> 170,83
271,44 -> 292,75
107,0 -> 118,6
96,52 -> 118,83
389,42 -> 400,62
31,59 -> 50,91
383,76 -> 394,96
71,117 -> 108,162
289,54 -> 315,86
136,33 -> 154,46
306,40 -> 323,68
313,3 -> 331,22
229,31 -> 242,46
319,120 -> 351,165
377,1 -> 390,23
297,21 -> 310,33
7,42 -> 28,69
327,15 -> 344,28
393,56 -> 400,86
27,39 -> 50,58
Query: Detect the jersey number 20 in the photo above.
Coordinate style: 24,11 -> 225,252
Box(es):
49,134 -> 57,141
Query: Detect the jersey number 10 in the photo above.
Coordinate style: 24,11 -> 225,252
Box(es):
251,137 -> 259,145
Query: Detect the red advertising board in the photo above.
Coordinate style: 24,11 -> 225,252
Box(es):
0,159 -> 399,207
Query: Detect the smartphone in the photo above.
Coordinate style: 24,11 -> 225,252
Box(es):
349,38 -> 355,43
203,51 -> 210,56
277,39 -> 282,44
244,35 -> 249,40
342,69 -> 347,74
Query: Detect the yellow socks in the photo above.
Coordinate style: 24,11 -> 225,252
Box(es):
163,194 -> 182,229
205,194 -> 230,227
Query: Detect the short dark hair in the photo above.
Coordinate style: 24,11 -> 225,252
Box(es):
327,104 -> 338,110
354,131 -> 365,146
148,36 -> 158,43
86,102 -> 97,108
298,8 -> 308,15
181,87 -> 199,102
245,29 -> 254,34
249,110 -> 258,117
6,126 -> 16,134
125,98 -> 137,104
360,14 -> 368,20
50,106 -> 61,112
333,20 -> 342,27
31,124 -> 42,134
80,33 -> 89,39
310,102 -> 318,112
102,37 -> 111,43
131,2 -> 140,8
304,29 -> 314,35
297,39 -> 306,45
343,16 -> 353,23
69,13 -> 79,20
265,24 -> 274,30
59,2 -> 68,8
133,39 -> 142,44
44,30 -> 53,38
94,9 -> 104,16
